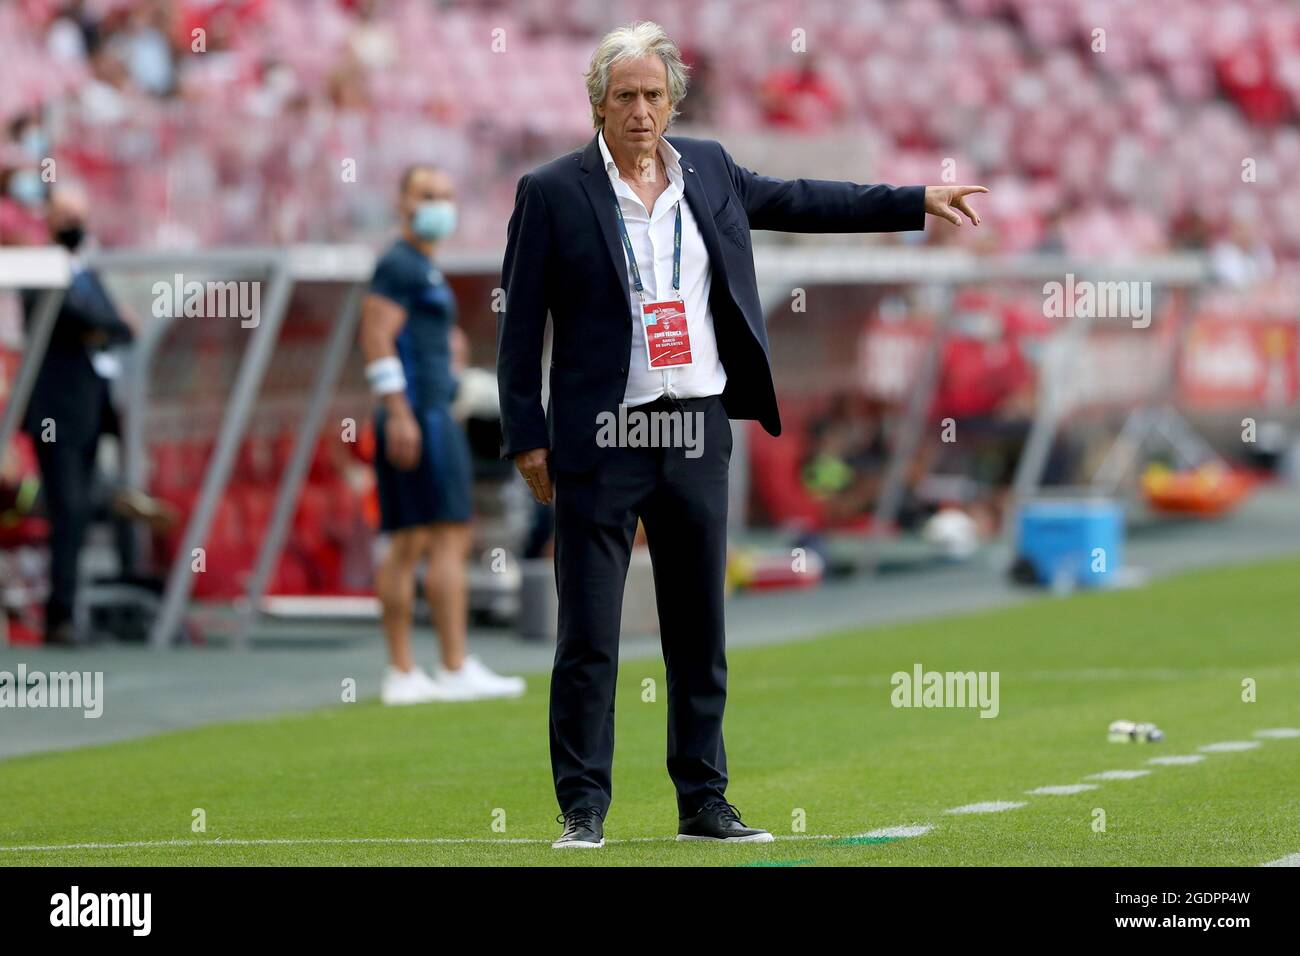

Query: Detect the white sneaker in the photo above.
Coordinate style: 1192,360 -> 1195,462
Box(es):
434,655 -> 526,701
380,666 -> 445,706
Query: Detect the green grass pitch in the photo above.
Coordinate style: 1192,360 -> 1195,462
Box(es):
2,557 -> 1297,866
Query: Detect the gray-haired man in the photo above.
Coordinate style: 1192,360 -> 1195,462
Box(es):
496,21 -> 986,848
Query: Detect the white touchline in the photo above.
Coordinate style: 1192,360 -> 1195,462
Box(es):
1026,784 -> 1099,795
1147,754 -> 1206,765
0,834 -> 842,853
1253,728 -> 1300,739
944,801 -> 1027,814
1197,741 -> 1262,752
1087,770 -> 1152,780
1261,853 -> 1300,867
857,825 -> 934,838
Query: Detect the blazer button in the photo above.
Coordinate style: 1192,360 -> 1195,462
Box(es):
618,365 -> 627,374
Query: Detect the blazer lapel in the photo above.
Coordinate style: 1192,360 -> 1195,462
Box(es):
578,134 -> 631,305
670,136 -> 731,289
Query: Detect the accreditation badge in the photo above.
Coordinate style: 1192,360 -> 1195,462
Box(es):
641,298 -> 693,369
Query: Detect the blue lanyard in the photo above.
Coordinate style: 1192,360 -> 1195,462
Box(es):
611,197 -> 681,302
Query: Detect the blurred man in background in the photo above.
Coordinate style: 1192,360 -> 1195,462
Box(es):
361,164 -> 525,704
21,185 -> 140,645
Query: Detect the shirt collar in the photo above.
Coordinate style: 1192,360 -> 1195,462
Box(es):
598,128 -> 682,183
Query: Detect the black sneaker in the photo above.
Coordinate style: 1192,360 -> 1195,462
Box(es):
677,800 -> 774,843
553,807 -> 604,849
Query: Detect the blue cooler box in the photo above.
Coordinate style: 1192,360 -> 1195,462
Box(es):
1016,499 -> 1124,589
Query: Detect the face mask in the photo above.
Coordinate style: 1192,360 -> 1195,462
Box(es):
20,128 -> 50,161
411,200 -> 456,241
54,224 -> 85,251
7,169 -> 45,208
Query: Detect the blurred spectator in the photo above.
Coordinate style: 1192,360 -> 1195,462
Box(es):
244,58 -> 303,118
80,33 -> 135,124
934,294 -> 1034,420
1034,207 -> 1067,255
799,392 -> 934,528
0,157 -> 50,247
327,54 -> 371,112
9,113 -> 51,164
113,1 -> 177,97
673,45 -> 714,125
1215,38 -> 1288,126
346,0 -> 399,72
1210,217 -> 1276,287
45,0 -> 98,63
759,54 -> 843,131
1,113 -> 51,244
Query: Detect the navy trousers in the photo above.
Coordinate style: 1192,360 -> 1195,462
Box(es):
549,394 -> 732,818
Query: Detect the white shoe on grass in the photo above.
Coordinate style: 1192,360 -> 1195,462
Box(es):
435,655 -> 526,701
381,666 -> 445,706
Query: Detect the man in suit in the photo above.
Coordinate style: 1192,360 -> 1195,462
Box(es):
496,20 -> 986,849
22,186 -> 136,645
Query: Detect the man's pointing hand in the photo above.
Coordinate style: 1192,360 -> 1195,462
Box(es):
924,185 -> 989,226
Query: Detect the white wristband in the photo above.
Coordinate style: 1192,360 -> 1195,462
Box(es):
366,356 -> 407,396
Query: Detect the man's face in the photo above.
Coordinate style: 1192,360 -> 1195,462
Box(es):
47,189 -> 88,235
597,55 -> 672,154
400,167 -> 454,222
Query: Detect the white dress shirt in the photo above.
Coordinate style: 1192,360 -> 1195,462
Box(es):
598,129 -> 728,406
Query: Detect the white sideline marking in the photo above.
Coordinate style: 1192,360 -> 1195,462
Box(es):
6,724 -> 1288,859
944,801 -> 1026,814
858,825 -> 934,839
0,834 -> 840,853
1022,667 -> 1259,682
1087,770 -> 1152,781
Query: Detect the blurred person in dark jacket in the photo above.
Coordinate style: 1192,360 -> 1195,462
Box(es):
20,185 -> 169,645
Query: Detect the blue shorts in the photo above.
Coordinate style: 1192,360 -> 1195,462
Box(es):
373,404 -> 473,531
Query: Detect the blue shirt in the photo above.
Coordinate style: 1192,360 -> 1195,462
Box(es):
369,239 -> 459,410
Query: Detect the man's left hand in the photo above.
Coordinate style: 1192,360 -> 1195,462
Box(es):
924,185 -> 988,226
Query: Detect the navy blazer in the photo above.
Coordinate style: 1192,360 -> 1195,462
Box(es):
22,269 -> 132,448
496,133 -> 925,474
